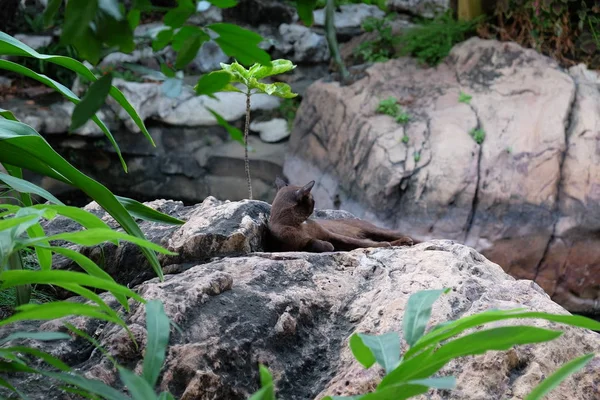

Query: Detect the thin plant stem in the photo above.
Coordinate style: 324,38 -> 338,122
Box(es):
326,0 -> 349,83
244,92 -> 253,200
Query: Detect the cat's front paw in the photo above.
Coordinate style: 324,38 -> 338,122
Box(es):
391,237 -> 414,246
307,239 -> 335,253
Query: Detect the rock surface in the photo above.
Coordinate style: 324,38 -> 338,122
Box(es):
388,0 -> 450,18
284,37 -> 600,314
250,118 -> 290,143
0,225 -> 598,399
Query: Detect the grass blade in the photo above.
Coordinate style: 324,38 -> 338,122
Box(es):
402,289 -> 448,347
0,331 -> 71,345
119,367 -> 159,400
525,353 -> 595,400
116,196 -> 184,225
142,300 -> 170,387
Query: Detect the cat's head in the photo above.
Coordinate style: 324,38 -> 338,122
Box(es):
270,177 -> 315,224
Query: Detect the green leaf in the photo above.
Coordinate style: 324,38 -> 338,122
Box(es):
0,346 -> 70,371
402,289 -> 448,347
258,364 -> 275,400
349,333 -> 376,369
171,26 -> 207,52
409,376 -> 456,390
356,332 -> 400,373
525,353 -> 594,400
153,29 -> 174,52
0,172 -> 64,205
71,72 -> 114,132
0,301 -> 124,328
128,9 -> 141,29
158,392 -> 175,400
43,0 -> 63,27
98,0 -> 123,20
27,222 -> 52,270
251,81 -> 297,99
64,322 -> 119,368
209,0 -> 238,7
296,0 -> 318,26
0,119 -> 164,280
249,59 -> 296,80
208,23 -> 271,66
43,371 -> 129,400
0,214 -> 40,233
22,229 -> 176,256
142,300 -> 171,388
206,108 -> 244,145
194,71 -> 232,98
61,0 -> 98,43
164,0 -> 195,28
160,63 -> 175,78
0,31 -> 155,150
381,326 -> 563,387
116,196 -> 184,225
29,204 -> 110,230
175,34 -> 207,70
0,108 -> 18,121
0,270 -> 145,303
0,331 -> 71,346
0,59 -> 127,172
405,309 -> 600,360
119,367 -> 159,400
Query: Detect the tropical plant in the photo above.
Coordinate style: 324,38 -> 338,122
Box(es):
197,60 -> 298,199
354,13 -> 398,63
249,289 -> 600,400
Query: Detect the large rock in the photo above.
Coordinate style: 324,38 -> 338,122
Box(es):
388,0 -> 450,18
283,38 -> 600,314
0,235 -> 598,399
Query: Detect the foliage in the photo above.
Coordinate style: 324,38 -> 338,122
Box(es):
354,13 -> 398,63
458,91 -> 472,104
12,42 -> 78,88
199,59 -> 298,199
278,98 -> 301,130
470,128 -> 486,144
247,289 -> 600,399
413,151 -> 421,162
376,97 -> 411,125
314,0 -> 388,11
397,10 -> 484,66
489,0 -> 600,68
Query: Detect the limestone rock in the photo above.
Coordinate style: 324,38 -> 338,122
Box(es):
283,38 -> 599,313
388,0 -> 450,18
250,118 -> 291,143
13,34 -> 52,50
0,240 -> 598,399
276,23 -> 330,63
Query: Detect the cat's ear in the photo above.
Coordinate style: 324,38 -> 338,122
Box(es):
296,180 -> 315,199
275,176 -> 288,190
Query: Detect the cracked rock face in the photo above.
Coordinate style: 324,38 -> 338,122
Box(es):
1,240 -> 598,400
283,38 -> 599,314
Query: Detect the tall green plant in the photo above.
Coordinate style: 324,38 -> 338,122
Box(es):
196,60 -> 298,199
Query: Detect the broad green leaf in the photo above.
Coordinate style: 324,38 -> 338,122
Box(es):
0,119 -> 165,280
119,367 -> 159,400
171,26 -> 207,52
44,371 -> 130,400
153,29 -> 174,52
249,59 -> 296,80
194,71 -> 232,98
296,0 -> 318,26
251,81 -> 297,99
0,346 -> 70,371
0,301 -> 124,328
0,331 -> 71,345
349,333 -> 376,369
405,309 -> 600,360
0,59 -> 127,172
0,108 -> 18,121
208,23 -> 271,66
160,63 -> 175,78
0,171 -> 64,205
0,31 -> 155,150
175,34 -> 207,69
357,332 -> 401,373
62,0 -> 98,42
71,72 -> 114,131
116,196 -> 184,225
142,300 -> 171,387
525,353 -> 594,400
43,0 -> 63,27
164,0 -> 195,28
0,270 -> 145,303
381,326 -> 563,387
206,108 -> 244,145
402,289 -> 448,347
128,9 -> 141,29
